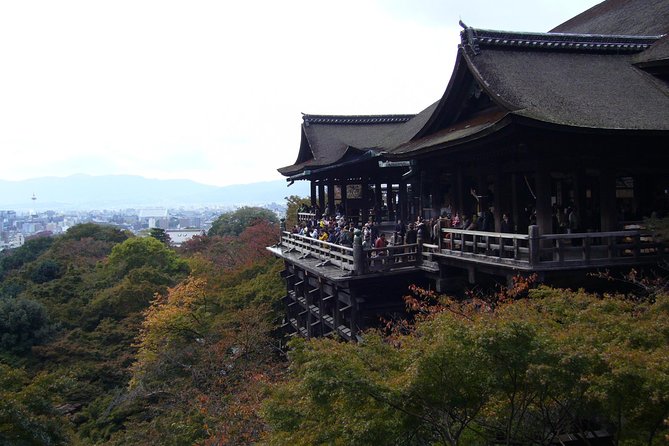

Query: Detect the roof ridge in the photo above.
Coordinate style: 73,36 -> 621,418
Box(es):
302,114 -> 415,126
460,27 -> 662,56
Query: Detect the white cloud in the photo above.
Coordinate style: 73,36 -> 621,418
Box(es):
0,0 -> 600,186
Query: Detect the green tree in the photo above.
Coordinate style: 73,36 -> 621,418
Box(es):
264,287 -> 669,446
208,206 -> 278,237
284,195 -> 311,230
0,298 -> 55,354
106,236 -> 189,280
0,364 -> 76,445
149,227 -> 170,246
0,237 -> 54,279
62,222 -> 130,244
30,259 -> 62,284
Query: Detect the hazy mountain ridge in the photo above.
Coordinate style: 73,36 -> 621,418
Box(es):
0,175 -> 308,210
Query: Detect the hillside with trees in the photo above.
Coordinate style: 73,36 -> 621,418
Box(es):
0,208 -> 285,445
0,207 -> 668,445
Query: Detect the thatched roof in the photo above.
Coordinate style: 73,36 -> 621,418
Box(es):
278,114 -> 413,176
551,0 -> 669,36
279,0 -> 669,176
458,29 -> 669,131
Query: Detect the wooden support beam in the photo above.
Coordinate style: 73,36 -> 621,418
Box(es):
310,182 -> 317,207
398,180 -> 407,223
327,179 -> 335,216
599,169 -> 617,231
534,163 -> 552,236
318,182 -> 325,215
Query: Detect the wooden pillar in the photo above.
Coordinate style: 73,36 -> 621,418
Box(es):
361,179 -> 370,223
600,169 -> 618,231
408,180 -> 416,220
454,170 -> 464,219
417,172 -> 425,219
398,180 -> 407,223
341,181 -> 348,216
310,181 -> 317,207
493,173 -> 503,232
477,174 -> 487,214
511,173 -> 520,234
416,231 -> 423,266
333,286 -> 341,335
317,280 -> 325,337
431,175 -> 440,218
327,179 -> 335,216
375,181 -> 382,223
353,229 -> 365,275
387,182 -> 394,221
535,164 -> 553,235
528,225 -> 540,266
318,181 -> 325,214
305,276 -> 313,338
573,169 -> 586,228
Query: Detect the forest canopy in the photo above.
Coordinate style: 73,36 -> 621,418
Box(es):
1,211 -> 668,445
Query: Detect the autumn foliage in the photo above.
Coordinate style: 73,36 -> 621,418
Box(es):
264,285 -> 669,446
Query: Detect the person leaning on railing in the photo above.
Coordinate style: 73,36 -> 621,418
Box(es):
339,226 -> 354,247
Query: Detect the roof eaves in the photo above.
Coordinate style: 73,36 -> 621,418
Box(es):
460,27 -> 662,56
302,114 -> 414,126
385,110 -> 512,158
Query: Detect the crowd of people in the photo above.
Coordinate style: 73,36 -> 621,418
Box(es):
293,202 -> 581,250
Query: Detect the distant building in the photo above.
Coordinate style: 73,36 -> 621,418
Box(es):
0,232 -> 24,251
138,208 -> 169,229
165,229 -> 205,247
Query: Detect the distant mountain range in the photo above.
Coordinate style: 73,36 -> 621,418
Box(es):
0,175 -> 309,210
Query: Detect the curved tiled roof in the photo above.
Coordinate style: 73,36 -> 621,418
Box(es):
277,114 -> 414,176
302,115 -> 414,125
385,109 -> 511,158
551,0 -> 669,36
460,28 -> 669,131
461,28 -> 659,55
634,34 -> 669,65
279,0 -> 669,177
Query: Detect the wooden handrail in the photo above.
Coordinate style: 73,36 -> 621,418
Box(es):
279,228 -> 664,275
539,230 -> 645,240
442,227 -> 530,240
280,232 -> 355,271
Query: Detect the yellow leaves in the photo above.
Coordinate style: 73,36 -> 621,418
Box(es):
133,276 -> 210,376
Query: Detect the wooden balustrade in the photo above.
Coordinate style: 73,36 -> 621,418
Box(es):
280,231 -> 420,275
439,228 -> 531,262
535,230 -> 662,268
362,243 -> 419,272
280,231 -> 355,271
439,226 -> 663,269
279,226 -> 663,278
297,212 -> 317,222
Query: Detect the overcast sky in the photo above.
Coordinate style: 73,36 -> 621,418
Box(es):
0,0 -> 601,187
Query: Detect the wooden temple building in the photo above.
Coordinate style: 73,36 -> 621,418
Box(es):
268,0 -> 669,340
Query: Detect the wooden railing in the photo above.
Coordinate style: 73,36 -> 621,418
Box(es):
279,231 -> 421,275
534,230 -> 663,268
297,212 -> 317,223
439,228 -> 531,263
362,243 -> 420,273
439,226 -> 664,269
280,232 -> 355,271
277,226 -> 664,277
